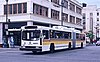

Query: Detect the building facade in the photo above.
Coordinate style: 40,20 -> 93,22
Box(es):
82,5 -> 100,40
0,0 -> 83,46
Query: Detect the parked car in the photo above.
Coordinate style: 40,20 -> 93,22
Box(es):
96,40 -> 100,46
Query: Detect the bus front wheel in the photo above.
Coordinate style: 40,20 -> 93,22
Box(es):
32,51 -> 37,54
50,43 -> 55,53
68,42 -> 71,49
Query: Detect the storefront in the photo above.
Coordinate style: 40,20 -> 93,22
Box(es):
2,21 -> 56,46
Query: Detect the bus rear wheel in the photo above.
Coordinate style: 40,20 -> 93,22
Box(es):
81,42 -> 83,48
50,43 -> 55,53
68,42 -> 71,49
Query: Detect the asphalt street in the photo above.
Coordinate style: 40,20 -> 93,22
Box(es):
0,46 -> 100,62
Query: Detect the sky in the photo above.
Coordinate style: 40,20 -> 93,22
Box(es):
77,0 -> 100,7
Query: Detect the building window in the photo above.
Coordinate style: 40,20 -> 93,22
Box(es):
97,12 -> 99,16
23,3 -> 27,13
9,4 -> 12,14
33,3 -> 48,17
33,4 -> 39,14
51,0 -> 59,5
18,3 -> 22,13
83,25 -> 86,29
90,13 -> 93,16
13,4 -> 17,14
76,6 -> 82,14
70,15 -> 75,24
51,9 -> 59,20
90,17 -> 93,30
97,18 -> 99,21
4,2 -> 27,15
63,1 -> 68,9
76,18 -> 81,25
97,23 -> 99,26
83,21 -> 86,29
70,3 -> 75,12
83,13 -> 86,19
62,13 -> 68,22
4,5 -> 7,15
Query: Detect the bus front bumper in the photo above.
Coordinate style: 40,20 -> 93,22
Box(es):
19,46 -> 42,51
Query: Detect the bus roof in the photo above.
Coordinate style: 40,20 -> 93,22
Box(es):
21,25 -> 81,33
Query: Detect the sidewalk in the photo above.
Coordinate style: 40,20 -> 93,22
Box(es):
86,43 -> 96,46
0,46 -> 20,51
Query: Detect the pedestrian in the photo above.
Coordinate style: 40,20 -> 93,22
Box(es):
10,36 -> 15,48
93,40 -> 97,45
8,37 -> 11,48
3,36 -> 8,48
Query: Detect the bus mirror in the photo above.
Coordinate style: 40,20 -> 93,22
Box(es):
43,35 -> 46,38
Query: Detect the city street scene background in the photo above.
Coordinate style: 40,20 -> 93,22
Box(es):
0,0 -> 100,62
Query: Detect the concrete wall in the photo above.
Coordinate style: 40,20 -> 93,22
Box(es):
0,0 -> 83,29
82,5 -> 100,39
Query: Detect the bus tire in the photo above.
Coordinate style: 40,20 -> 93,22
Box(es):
68,42 -> 71,49
81,42 -> 83,48
32,51 -> 37,54
50,43 -> 55,53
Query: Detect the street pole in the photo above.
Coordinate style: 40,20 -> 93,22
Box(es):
61,0 -> 64,26
90,15 -> 93,44
94,26 -> 99,42
5,0 -> 9,48
6,0 -> 8,23
96,27 -> 97,42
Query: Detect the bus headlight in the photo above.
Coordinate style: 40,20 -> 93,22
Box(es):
22,42 -> 26,46
36,46 -> 39,49
24,42 -> 26,45
36,47 -> 42,49
22,46 -> 25,48
20,46 -> 25,48
21,42 -> 26,48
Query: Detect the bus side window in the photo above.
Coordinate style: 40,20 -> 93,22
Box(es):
43,30 -> 49,39
76,33 -> 80,40
80,34 -> 85,40
50,30 -> 55,38
64,32 -> 71,39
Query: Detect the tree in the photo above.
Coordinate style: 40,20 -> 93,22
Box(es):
86,31 -> 94,43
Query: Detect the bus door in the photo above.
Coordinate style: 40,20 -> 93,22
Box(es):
72,32 -> 76,48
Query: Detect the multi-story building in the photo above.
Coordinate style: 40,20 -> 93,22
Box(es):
82,5 -> 100,40
0,0 -> 83,46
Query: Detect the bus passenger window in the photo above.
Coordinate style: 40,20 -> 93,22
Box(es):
64,32 -> 71,39
76,33 -> 80,40
80,34 -> 85,40
55,31 -> 65,39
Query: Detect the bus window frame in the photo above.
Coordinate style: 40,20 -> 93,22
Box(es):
63,32 -> 71,39
76,33 -> 85,40
22,30 -> 41,40
76,33 -> 80,40
50,30 -> 71,40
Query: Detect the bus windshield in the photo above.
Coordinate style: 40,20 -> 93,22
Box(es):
22,30 -> 41,40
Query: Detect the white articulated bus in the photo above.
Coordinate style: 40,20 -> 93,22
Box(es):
20,25 -> 86,53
